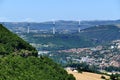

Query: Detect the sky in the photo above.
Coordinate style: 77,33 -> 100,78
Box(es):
0,0 -> 120,22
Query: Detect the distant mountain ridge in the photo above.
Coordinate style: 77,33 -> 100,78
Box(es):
23,24 -> 120,51
0,19 -> 120,31
0,20 -> 120,49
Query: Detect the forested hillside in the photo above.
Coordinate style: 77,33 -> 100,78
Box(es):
0,24 -> 75,80
0,24 -> 37,56
80,25 -> 120,44
25,33 -> 95,51
0,56 -> 75,80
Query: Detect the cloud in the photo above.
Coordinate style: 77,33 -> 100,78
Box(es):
0,17 -> 35,22
0,17 -> 10,22
0,17 -> 22,22
23,18 -> 34,22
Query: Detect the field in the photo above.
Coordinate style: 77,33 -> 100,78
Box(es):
67,70 -> 109,80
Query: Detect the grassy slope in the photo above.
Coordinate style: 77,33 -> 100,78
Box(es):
67,70 -> 110,80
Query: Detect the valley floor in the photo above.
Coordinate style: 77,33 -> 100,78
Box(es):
67,70 -> 109,80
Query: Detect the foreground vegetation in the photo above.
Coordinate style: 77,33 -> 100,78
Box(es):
0,24 -> 75,80
0,55 -> 75,80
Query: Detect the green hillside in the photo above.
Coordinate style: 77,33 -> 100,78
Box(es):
80,25 -> 120,44
25,33 -> 95,51
0,24 -> 75,80
23,25 -> 120,51
0,24 -> 37,56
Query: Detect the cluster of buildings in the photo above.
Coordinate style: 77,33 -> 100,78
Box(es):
110,40 -> 120,49
58,48 -> 92,54
55,43 -> 120,68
